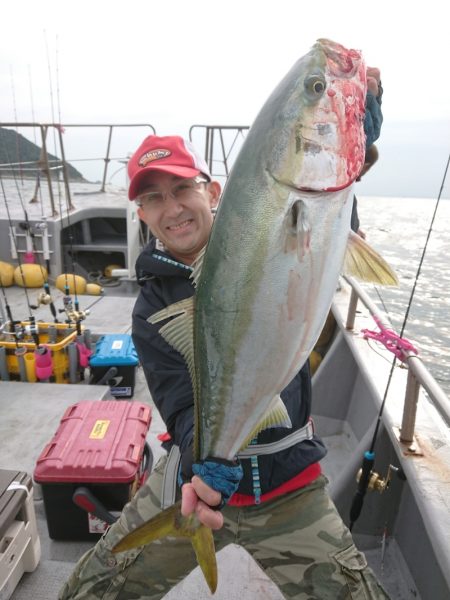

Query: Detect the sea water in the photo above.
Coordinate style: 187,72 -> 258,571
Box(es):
357,195 -> 450,400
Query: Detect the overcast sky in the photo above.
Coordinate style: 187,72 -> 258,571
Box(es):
1,0 -> 449,197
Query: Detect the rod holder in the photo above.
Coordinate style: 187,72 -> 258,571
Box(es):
24,352 -> 37,383
0,346 -> 9,381
35,346 -> 53,381
15,347 -> 28,382
68,342 -> 79,383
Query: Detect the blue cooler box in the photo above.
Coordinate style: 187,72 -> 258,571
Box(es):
89,334 -> 139,398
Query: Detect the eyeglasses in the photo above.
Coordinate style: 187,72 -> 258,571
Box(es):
136,176 -> 209,208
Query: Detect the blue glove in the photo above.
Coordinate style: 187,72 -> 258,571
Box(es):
364,84 -> 383,148
193,458 -> 243,508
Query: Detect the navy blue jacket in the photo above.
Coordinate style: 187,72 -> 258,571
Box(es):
132,238 -> 326,497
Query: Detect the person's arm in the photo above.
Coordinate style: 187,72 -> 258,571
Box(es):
365,67 -> 383,148
132,284 -> 194,454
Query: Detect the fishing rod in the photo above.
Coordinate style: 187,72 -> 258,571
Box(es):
28,63 -> 42,207
349,152 -> 450,531
0,133 -> 59,322
0,274 -> 16,335
46,32 -> 90,335
0,173 -> 39,346
9,66 -> 23,185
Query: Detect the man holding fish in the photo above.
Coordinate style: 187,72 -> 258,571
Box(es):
61,40 -> 392,599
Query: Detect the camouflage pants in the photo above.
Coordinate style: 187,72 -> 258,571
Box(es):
59,455 -> 389,600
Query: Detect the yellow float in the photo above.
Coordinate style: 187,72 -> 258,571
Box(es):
14,264 -> 48,288
85,283 -> 104,295
104,264 -> 122,278
0,261 -> 15,287
55,274 -> 87,295
309,350 -> 323,375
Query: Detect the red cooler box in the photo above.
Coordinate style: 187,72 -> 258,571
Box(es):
34,400 -> 152,540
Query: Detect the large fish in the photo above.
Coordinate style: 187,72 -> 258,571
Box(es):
113,38 -> 396,592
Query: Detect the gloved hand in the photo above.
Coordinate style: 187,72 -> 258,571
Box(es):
179,444 -> 243,509
192,457 -> 243,509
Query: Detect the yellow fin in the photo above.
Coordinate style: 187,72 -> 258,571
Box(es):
239,395 -> 292,450
147,298 -> 195,382
190,245 -> 206,288
148,297 -> 193,325
190,518 -> 218,593
344,231 -> 398,285
112,501 -> 218,593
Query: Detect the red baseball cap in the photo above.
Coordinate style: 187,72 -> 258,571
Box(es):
127,135 -> 211,200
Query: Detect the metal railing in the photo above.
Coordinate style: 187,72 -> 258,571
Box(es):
0,123 -> 156,215
189,125 -> 249,180
344,276 -> 450,431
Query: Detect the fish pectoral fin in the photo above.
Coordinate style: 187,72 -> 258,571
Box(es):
344,231 -> 398,286
190,246 -> 206,288
148,297 -> 194,325
284,199 -> 311,261
147,297 -> 195,380
112,501 -> 218,594
260,394 -> 292,430
240,395 -> 292,449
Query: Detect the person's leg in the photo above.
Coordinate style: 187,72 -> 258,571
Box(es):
237,476 -> 390,600
60,455 -> 227,600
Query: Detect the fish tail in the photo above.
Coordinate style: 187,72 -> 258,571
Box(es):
111,501 -> 218,593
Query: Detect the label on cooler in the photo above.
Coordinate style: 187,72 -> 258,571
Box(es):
89,420 -> 111,439
87,512 -> 121,534
88,513 -> 108,534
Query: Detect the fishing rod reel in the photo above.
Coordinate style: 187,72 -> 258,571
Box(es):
9,319 -> 40,346
31,290 -> 53,309
59,295 -> 90,326
18,220 -> 46,235
0,320 -> 15,337
356,463 -> 406,494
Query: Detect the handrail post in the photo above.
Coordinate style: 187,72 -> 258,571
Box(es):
56,125 -> 74,210
399,367 -> 421,444
39,125 -> 57,216
204,126 -> 210,173
101,125 -> 113,192
208,127 -> 214,175
346,287 -> 358,330
219,129 -> 228,177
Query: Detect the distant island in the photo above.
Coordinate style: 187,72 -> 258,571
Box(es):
0,126 -> 86,182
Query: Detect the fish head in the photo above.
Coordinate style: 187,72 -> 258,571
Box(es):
267,38 -> 367,193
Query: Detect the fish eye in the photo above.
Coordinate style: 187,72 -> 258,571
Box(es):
304,76 -> 326,97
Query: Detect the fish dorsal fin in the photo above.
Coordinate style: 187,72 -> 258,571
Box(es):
239,395 -> 292,451
190,246 -> 207,288
344,231 -> 398,285
147,297 -> 195,381
284,199 -> 311,261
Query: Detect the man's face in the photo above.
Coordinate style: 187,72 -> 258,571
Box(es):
136,171 -> 221,265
